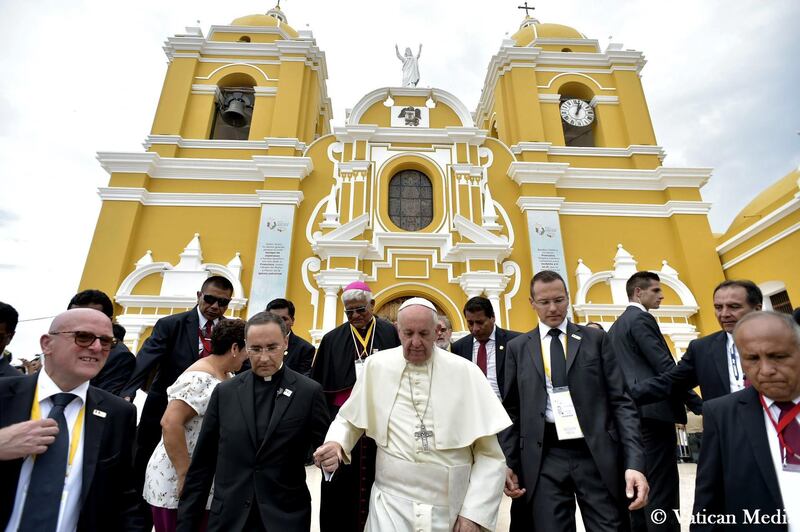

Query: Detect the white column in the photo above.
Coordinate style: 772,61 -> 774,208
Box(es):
485,289 -> 503,328
321,285 -> 340,333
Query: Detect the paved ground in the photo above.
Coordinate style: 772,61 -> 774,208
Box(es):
307,463 -> 698,531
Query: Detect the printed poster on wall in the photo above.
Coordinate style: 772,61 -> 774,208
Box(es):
249,204 -> 296,318
526,210 -> 571,292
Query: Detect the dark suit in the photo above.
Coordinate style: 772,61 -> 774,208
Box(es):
90,342 -> 136,396
691,387 -> 787,531
120,307 -> 210,491
632,331 -> 733,409
177,368 -> 329,532
502,322 -> 644,531
0,375 -> 145,531
452,326 -> 520,397
609,305 -> 702,531
0,357 -> 21,378
286,332 -> 315,377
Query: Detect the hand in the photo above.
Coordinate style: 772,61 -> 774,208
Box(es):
0,419 -> 59,460
453,515 -> 480,532
176,473 -> 186,498
504,467 -> 526,498
313,441 -> 344,473
624,469 -> 649,510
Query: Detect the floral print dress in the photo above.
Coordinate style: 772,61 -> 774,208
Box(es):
143,371 -> 221,509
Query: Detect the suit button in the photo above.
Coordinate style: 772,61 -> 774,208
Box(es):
537,442 -> 542,448
540,412 -> 545,417
244,500 -> 251,508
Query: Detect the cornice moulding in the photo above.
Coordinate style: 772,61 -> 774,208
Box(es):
716,194 -> 800,254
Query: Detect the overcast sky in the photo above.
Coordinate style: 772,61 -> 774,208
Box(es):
1,0 -> 798,359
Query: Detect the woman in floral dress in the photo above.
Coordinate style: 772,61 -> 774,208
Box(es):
144,318 -> 247,531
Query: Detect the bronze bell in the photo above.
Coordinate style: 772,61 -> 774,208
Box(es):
221,92 -> 249,127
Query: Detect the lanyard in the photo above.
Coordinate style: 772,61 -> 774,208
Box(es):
759,393 -> 800,462
540,334 -> 567,382
350,319 -> 375,360
30,387 -> 85,472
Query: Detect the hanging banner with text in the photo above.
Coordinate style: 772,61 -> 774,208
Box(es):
525,209 -> 571,293
249,204 -> 296,318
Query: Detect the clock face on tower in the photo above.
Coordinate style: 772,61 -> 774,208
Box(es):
560,98 -> 595,127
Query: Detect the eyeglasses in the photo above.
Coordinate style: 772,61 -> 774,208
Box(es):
345,306 -> 369,316
246,345 -> 285,356
49,331 -> 117,350
202,294 -> 232,307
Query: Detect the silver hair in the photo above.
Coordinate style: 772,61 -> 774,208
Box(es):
437,314 -> 452,331
397,304 -> 438,328
734,310 -> 800,348
341,289 -> 372,305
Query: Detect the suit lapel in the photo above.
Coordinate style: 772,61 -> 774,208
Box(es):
258,370 -> 296,457
237,372 -> 258,450
527,328 -> 545,382
80,388 -> 106,503
184,308 -> 200,362
495,328 -> 506,391
740,389 -> 783,505
711,331 -> 731,390
0,376 -> 37,427
565,322 -> 582,373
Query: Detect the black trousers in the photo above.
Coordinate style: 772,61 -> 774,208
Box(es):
519,423 -> 622,532
630,418 -> 680,532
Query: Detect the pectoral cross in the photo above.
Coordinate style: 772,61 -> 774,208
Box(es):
414,423 -> 434,452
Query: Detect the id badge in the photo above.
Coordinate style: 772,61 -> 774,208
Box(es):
354,359 -> 365,381
550,386 -> 584,440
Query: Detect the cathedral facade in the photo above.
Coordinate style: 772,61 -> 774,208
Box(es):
80,7 -> 799,353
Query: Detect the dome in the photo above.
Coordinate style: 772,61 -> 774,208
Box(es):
230,5 -> 299,38
719,167 -> 800,241
511,17 -> 586,47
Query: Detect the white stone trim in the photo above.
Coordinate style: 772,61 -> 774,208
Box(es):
256,190 -> 304,206
721,220 -> 800,270
194,62 -> 272,83
254,86 -> 278,97
559,200 -> 711,217
143,135 -> 305,152
191,84 -> 218,95
348,87 -> 475,128
98,187 -> 260,207
531,38 -> 600,48
590,95 -> 619,106
333,125 -> 487,146
96,152 -> 313,181
538,93 -> 562,103
517,197 -> 565,211
516,196 -> 710,216
537,71 -> 615,91
508,163 -> 710,189
716,194 -> 800,254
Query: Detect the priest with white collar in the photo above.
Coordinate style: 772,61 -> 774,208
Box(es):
314,297 -> 510,532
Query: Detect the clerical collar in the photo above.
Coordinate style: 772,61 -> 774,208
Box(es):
258,363 -> 284,382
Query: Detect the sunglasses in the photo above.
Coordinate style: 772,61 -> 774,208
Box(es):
345,306 -> 369,316
202,294 -> 232,307
49,330 -> 117,350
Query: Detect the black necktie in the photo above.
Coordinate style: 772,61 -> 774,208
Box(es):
548,329 -> 568,388
20,392 -> 77,531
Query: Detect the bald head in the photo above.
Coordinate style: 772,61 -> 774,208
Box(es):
734,311 -> 800,402
41,308 -> 113,391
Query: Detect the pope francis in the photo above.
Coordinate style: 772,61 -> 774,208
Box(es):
314,297 -> 511,532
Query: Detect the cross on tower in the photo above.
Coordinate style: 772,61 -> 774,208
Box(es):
517,2 -> 535,17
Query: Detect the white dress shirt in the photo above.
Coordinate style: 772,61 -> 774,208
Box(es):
762,395 -> 800,532
538,319 -> 569,424
627,302 -> 647,313
725,333 -> 746,393
471,326 -> 500,398
5,369 -> 88,532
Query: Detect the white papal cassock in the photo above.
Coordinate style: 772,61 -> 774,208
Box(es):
325,345 -> 511,532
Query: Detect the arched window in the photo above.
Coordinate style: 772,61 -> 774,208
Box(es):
388,170 -> 433,231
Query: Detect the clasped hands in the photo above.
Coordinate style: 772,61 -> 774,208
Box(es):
313,441 -> 343,473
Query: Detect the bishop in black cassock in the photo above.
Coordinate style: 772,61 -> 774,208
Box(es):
310,281 -> 400,532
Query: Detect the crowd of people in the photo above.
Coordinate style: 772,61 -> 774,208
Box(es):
0,270 -> 799,532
